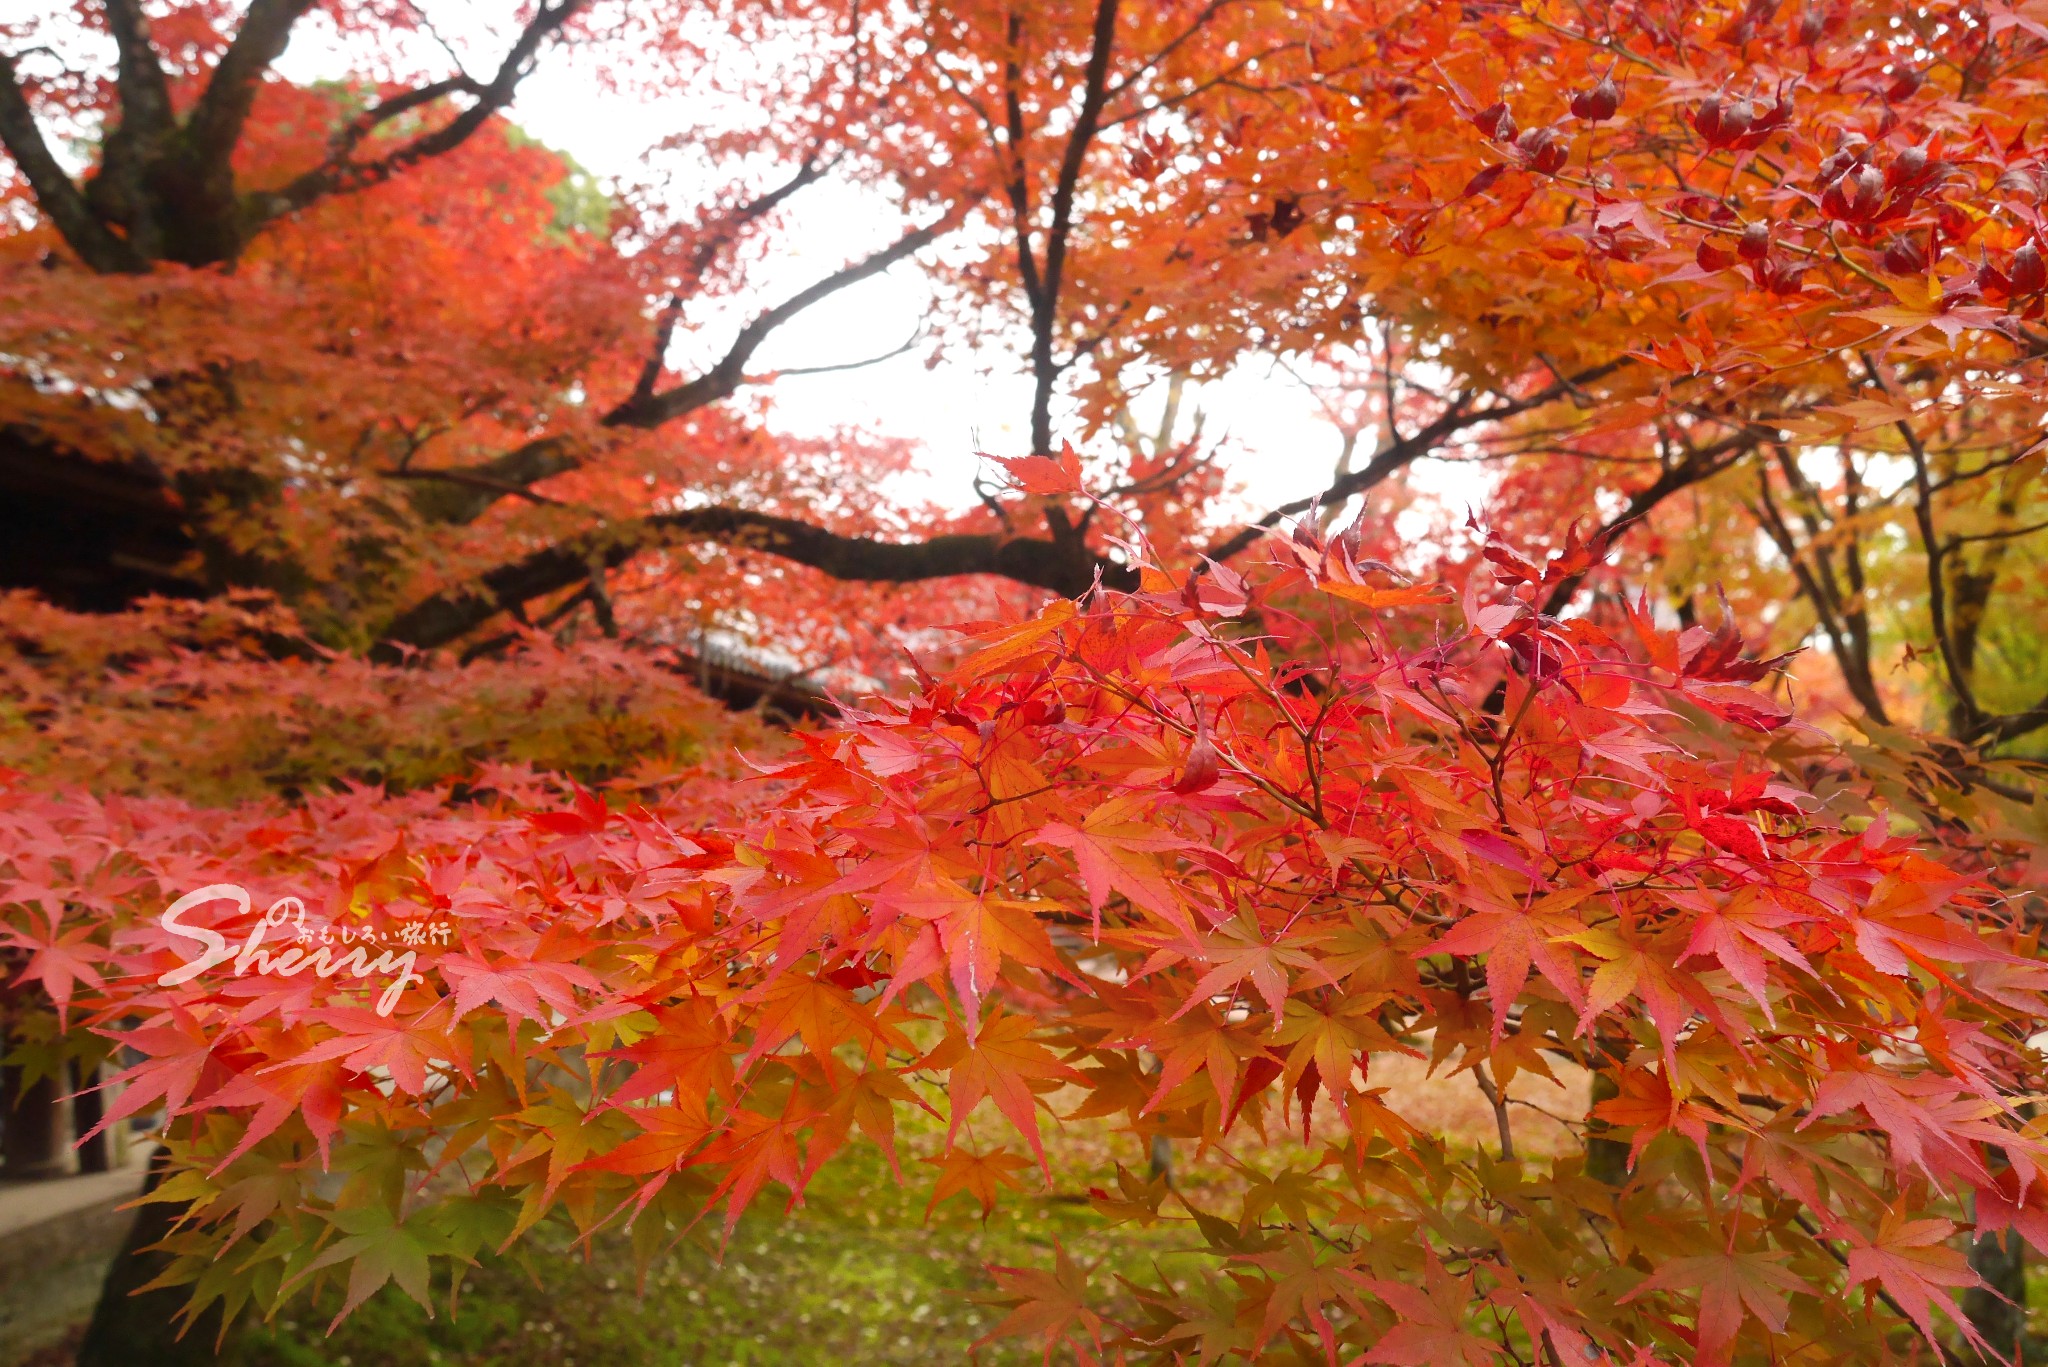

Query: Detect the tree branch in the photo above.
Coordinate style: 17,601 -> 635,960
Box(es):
1533,427 -> 1767,617
1100,0 -> 1236,106
1970,694 -> 2048,748
0,51 -> 144,271
378,507 -> 1133,652
1898,412 -> 1982,735
602,208 -> 962,430
622,156 -> 838,412
389,205 -> 962,526
322,75 -> 488,167
1000,12 -> 1045,320
101,0 -> 175,135
1029,0 -> 1121,456
1202,360 -> 1628,563
387,443 -> 575,523
258,0 -> 587,224
745,327 -> 921,381
1743,469 -> 1889,723
183,0 -> 318,173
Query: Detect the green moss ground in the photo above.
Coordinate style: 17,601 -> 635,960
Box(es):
235,1130 -> 1198,1367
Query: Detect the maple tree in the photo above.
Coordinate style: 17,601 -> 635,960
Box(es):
6,0 -> 2046,723
8,518 -> 2048,1367
4,0 -> 2048,1364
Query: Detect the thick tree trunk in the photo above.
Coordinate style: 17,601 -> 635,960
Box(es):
1584,1041 -> 1630,1189
0,1063 -> 70,1179
1965,1138 -> 2031,1365
1584,1074 -> 1630,1188
76,1146 -> 240,1367
72,1057 -> 110,1174
1147,1132 -> 1172,1184
1962,1228 -> 2025,1365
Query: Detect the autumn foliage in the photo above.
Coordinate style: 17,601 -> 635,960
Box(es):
0,590 -> 767,803
6,0 -> 2048,1364
0,513 -> 2040,1365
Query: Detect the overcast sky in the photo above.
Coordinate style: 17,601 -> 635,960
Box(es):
501,66 -> 1377,521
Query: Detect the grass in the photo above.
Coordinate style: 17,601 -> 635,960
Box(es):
233,1118 -> 1196,1367
0,1040 -> 1604,1366
221,1047 -> 1596,1366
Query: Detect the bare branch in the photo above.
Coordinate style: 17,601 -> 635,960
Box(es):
1001,12 -> 1046,319
1100,0 -> 1237,106
631,159 -> 885,407
378,506 -> 1133,653
745,328 -> 921,381
259,0 -> 588,224
397,438 -> 580,525
1971,695 -> 2048,749
1203,360 -> 1629,563
397,210 -> 960,526
603,208 -> 963,430
323,75 -> 487,167
1030,0 -> 1121,455
101,0 -> 175,134
184,0 -> 318,171
1949,516 -> 2048,546
0,52 -> 144,271
1880,380 -> 1983,734
1533,427 -> 1769,617
385,462 -> 568,515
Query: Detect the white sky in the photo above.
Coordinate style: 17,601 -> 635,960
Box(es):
513,70 -> 1479,526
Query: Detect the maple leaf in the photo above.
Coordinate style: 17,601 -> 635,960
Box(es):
1844,1209 -> 1985,1353
577,1098 -> 713,1180
1552,921 -> 1696,1047
1621,1249 -> 1807,1367
1178,912 -> 1325,1022
1318,580 -> 1454,610
599,1001 -> 735,1108
924,1146 -> 1030,1217
739,972 -> 864,1068
1,923 -> 104,1026
973,1243 -> 1103,1358
206,1053 -> 348,1171
294,1007 -> 463,1096
203,1150 -> 306,1250
989,442 -> 1086,496
927,1010 -> 1076,1169
951,599 -> 1079,676
1034,794 -> 1199,938
1808,1066 -> 1989,1184
1352,1253 -> 1500,1365
1591,1066 -> 1711,1169
1677,886 -> 1816,1022
700,1104 -> 811,1245
1424,891 -> 1588,1040
303,1205 -> 442,1332
82,1014 -> 218,1141
827,1064 -> 928,1178
437,950 -> 598,1030
930,891 -> 1070,1028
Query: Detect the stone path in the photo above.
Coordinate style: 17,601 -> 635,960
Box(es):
0,1154 -> 151,1241
0,1150 -> 153,1366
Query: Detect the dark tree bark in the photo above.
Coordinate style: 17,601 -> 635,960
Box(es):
1962,1225 -> 2026,1367
3,0 -> 587,270
71,1058 -> 110,1174
0,1064 -> 68,1178
378,507 -> 1136,653
77,1146 -> 241,1367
